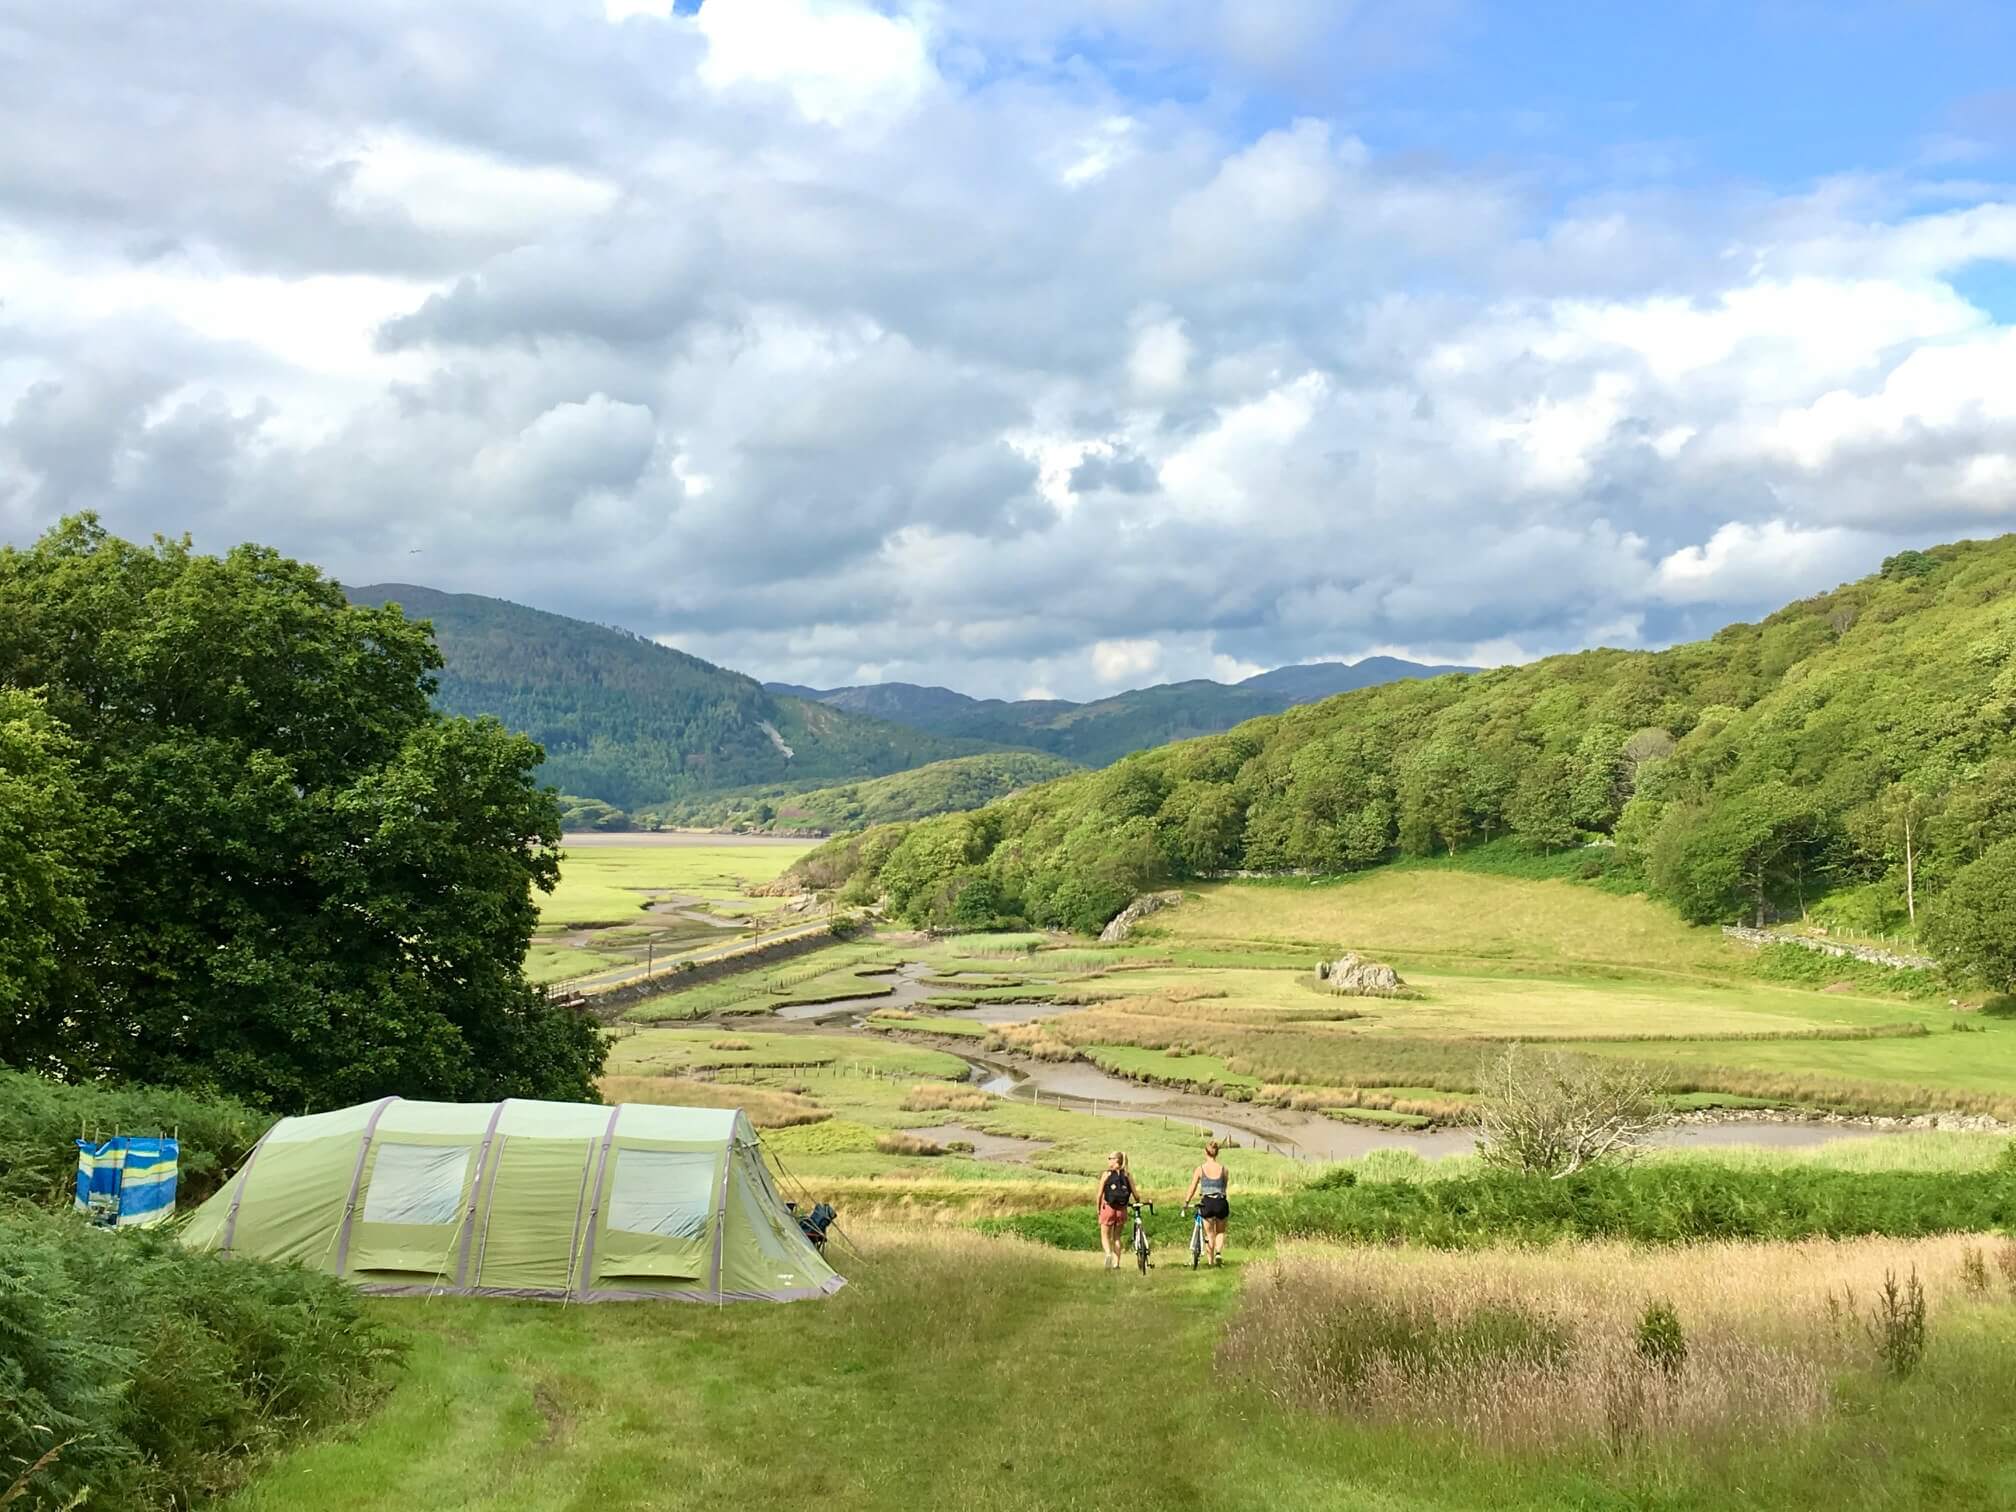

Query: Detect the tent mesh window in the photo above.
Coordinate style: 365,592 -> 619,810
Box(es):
608,1149 -> 715,1239
361,1143 -> 472,1226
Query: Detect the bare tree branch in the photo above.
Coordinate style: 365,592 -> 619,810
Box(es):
1474,1044 -> 1671,1179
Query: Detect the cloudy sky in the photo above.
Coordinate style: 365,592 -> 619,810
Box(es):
3,1 -> 2015,700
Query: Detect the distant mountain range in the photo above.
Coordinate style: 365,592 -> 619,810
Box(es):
345,581 -> 1473,814
765,657 -> 1474,768
345,585 -> 1006,811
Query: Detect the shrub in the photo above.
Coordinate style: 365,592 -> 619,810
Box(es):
899,1084 -> 994,1114
1863,1268 -> 1928,1378
1635,1299 -> 1687,1377
1960,1246 -> 1991,1295
1474,1045 -> 1670,1179
709,1038 -> 753,1051
1304,1166 -> 1359,1192
0,1071 -> 264,1208
0,1204 -> 397,1509
875,1132 -> 945,1157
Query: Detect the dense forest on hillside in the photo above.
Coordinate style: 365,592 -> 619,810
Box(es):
650,750 -> 1083,832
791,539 -> 2016,989
775,656 -> 1470,768
348,585 -> 1009,808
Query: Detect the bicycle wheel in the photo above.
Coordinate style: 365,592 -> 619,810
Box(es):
1191,1222 -> 1202,1269
1137,1235 -> 1149,1273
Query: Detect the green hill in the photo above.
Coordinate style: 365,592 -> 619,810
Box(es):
344,585 -> 1010,810
792,538 -> 2016,962
767,656 -> 1470,767
650,750 -> 1083,833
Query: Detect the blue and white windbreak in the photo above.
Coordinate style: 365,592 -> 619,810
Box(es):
74,1136 -> 180,1227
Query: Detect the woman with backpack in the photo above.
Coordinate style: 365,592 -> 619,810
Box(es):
1096,1150 -> 1139,1269
1183,1140 -> 1231,1266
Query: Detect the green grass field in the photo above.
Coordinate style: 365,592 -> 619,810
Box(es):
541,842 -> 814,926
225,1227 -> 2016,1512
525,841 -> 818,986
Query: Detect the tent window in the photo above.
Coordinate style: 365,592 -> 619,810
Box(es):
361,1143 -> 470,1226
609,1149 -> 715,1239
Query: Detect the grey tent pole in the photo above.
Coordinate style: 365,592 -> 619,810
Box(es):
333,1097 -> 402,1278
711,1142 -> 734,1307
572,1105 -> 624,1301
454,1099 -> 509,1288
217,1123 -> 278,1254
560,1136 -> 600,1303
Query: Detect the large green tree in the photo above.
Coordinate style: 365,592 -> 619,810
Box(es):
0,690 -> 96,1029
0,517 -> 603,1109
1922,841 -> 2016,993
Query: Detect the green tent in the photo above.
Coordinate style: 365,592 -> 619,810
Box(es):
181,1097 -> 844,1304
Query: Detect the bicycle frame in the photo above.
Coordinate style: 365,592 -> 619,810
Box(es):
1129,1201 -> 1154,1273
1187,1205 -> 1206,1268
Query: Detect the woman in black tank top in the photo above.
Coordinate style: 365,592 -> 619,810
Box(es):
1183,1140 -> 1231,1266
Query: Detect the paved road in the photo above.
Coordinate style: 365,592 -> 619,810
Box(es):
559,916 -> 834,997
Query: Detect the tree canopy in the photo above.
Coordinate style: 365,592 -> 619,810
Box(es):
0,517 -> 604,1110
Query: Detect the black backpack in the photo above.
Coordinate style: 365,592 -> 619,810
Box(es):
1102,1170 -> 1131,1210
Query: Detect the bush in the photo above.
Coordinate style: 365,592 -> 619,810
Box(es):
898,1084 -> 993,1114
0,1203 -> 397,1509
1474,1046 -> 1669,1178
991,1164 -> 2016,1252
0,1071 -> 264,1208
1635,1299 -> 1687,1377
875,1132 -> 945,1157
1861,1268 -> 1928,1378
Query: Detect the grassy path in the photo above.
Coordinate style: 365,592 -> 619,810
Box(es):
229,1230 -> 2016,1512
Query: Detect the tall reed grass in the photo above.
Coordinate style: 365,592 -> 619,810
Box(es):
1221,1236 -> 1991,1452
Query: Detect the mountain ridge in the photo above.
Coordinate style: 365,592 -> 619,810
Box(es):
344,583 -> 1017,810
764,656 -> 1473,766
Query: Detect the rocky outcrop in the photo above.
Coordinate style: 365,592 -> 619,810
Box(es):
1316,952 -> 1405,996
1722,926 -> 1937,971
1099,890 -> 1183,943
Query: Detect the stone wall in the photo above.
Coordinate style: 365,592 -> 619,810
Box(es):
1721,925 -> 1937,972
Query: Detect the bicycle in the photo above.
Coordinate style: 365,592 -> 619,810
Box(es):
1129,1200 -> 1155,1273
1183,1204 -> 1205,1269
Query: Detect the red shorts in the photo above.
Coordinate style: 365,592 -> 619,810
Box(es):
1099,1203 -> 1128,1228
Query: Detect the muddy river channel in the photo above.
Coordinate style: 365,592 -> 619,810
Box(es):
746,961 -> 1931,1163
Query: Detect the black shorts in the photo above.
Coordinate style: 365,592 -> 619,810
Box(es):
1198,1194 -> 1229,1221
